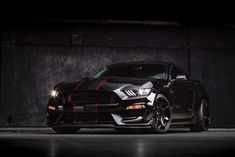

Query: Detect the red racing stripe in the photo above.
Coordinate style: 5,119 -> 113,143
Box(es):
96,101 -> 98,113
73,104 -> 76,123
68,95 -> 72,103
95,79 -> 107,123
74,79 -> 86,91
96,101 -> 99,123
96,79 -> 107,91
96,116 -> 99,123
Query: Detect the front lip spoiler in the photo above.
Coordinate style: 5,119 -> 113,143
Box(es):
111,113 -> 152,125
48,116 -> 153,128
48,110 -> 154,128
49,123 -> 152,129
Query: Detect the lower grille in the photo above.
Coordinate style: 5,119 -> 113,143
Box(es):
65,91 -> 119,104
60,113 -> 114,124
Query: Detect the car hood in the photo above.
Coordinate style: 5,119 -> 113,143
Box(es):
54,77 -> 155,93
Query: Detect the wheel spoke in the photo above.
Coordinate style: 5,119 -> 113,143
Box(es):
154,99 -> 171,130
162,106 -> 170,111
164,116 -> 169,121
160,102 -> 164,110
203,115 -> 209,121
160,117 -> 165,126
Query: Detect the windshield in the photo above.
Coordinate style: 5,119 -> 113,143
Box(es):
93,64 -> 168,79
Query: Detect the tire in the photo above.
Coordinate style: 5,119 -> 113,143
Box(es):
152,94 -> 172,133
189,99 -> 209,132
52,127 -> 80,134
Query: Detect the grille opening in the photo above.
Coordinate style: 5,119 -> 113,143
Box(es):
61,113 -> 114,124
64,91 -> 120,104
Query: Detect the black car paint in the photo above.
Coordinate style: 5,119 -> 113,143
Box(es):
47,62 -> 208,128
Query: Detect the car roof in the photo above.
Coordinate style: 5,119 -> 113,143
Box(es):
107,61 -> 177,68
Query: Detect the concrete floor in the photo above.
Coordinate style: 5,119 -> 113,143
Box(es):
0,128 -> 235,157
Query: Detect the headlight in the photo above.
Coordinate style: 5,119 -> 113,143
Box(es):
124,90 -> 137,97
138,88 -> 151,96
124,88 -> 151,97
50,90 -> 59,98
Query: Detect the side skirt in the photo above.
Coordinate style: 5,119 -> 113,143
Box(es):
171,118 -> 196,126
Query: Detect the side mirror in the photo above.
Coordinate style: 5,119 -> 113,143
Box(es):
176,75 -> 187,80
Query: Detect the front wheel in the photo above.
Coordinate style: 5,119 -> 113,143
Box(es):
189,99 -> 209,132
52,127 -> 80,134
152,94 -> 172,133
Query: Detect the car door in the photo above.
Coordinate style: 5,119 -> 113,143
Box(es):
168,66 -> 193,119
181,78 -> 194,116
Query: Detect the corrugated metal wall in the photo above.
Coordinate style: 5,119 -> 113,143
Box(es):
1,22 -> 235,127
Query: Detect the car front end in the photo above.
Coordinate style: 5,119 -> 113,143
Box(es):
47,79 -> 157,129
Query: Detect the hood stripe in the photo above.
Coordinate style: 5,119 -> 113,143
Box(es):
96,79 -> 107,91
74,79 -> 86,91
96,101 -> 98,113
96,101 -> 99,123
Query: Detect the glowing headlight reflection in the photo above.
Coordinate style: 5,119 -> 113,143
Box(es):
50,90 -> 59,98
124,88 -> 151,97
138,88 -> 151,96
124,90 -> 137,97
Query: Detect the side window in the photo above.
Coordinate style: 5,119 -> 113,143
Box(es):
171,66 -> 187,80
177,67 -> 184,76
177,67 -> 187,77
171,66 -> 178,79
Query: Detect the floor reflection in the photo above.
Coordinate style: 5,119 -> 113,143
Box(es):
0,129 -> 235,157
49,139 -> 57,157
135,140 -> 145,157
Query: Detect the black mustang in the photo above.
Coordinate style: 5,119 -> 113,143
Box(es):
47,61 -> 210,133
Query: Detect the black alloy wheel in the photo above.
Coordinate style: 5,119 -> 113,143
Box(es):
189,99 -> 209,132
152,94 -> 172,133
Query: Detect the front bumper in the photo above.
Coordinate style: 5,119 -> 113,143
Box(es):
47,99 -> 155,128
48,113 -> 154,129
47,91 -> 156,128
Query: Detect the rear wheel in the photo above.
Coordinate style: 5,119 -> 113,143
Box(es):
52,127 -> 80,134
152,94 -> 172,133
189,99 -> 209,132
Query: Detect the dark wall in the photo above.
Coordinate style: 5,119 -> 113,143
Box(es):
1,22 -> 235,127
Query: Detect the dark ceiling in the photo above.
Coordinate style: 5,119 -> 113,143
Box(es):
1,2 -> 235,27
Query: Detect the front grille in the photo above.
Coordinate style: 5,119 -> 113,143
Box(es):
64,91 -> 119,104
61,113 -> 114,124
